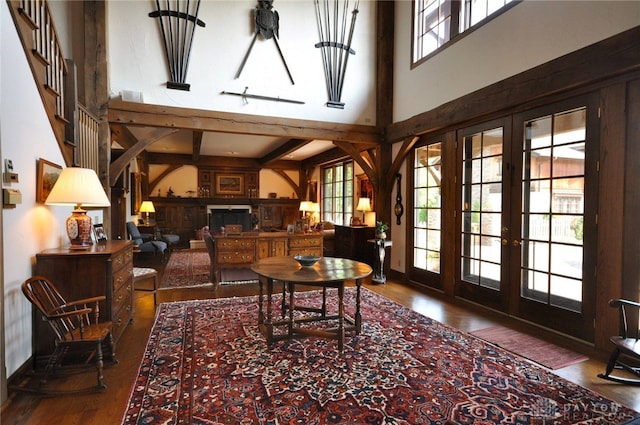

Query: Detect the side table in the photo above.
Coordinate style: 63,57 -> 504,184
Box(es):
368,239 -> 392,284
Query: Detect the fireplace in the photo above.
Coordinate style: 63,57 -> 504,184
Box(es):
208,205 -> 253,233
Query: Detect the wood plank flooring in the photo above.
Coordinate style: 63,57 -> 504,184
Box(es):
2,260 -> 639,424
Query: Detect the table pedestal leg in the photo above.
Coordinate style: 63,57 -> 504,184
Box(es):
288,281 -> 295,338
355,278 -> 362,333
263,277 -> 274,344
372,239 -> 387,284
337,284 -> 345,351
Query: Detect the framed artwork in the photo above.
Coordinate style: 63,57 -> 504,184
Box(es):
308,180 -> 318,201
93,224 -> 107,242
36,159 -> 62,203
294,219 -> 303,233
357,174 -> 374,209
215,173 -> 244,196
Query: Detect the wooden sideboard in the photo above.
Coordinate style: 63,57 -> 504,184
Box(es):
149,198 -> 301,244
34,240 -> 134,362
334,225 -> 375,266
213,232 -> 323,283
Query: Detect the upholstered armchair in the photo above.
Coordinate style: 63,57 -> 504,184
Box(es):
126,221 -> 168,260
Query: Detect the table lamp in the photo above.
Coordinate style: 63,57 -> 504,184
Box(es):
45,167 -> 110,250
299,201 -> 312,218
356,197 -> 371,223
139,200 -> 155,225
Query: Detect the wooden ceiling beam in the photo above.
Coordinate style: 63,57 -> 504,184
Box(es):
333,140 -> 377,187
149,164 -> 183,195
108,99 -> 381,143
109,126 -> 178,186
259,138 -> 311,165
273,170 -> 301,199
192,130 -> 203,162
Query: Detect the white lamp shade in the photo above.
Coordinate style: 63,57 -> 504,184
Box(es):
139,200 -> 156,213
45,167 -> 110,249
45,167 -> 110,207
356,197 -> 372,212
299,201 -> 312,212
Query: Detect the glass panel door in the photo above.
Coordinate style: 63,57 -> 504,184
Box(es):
460,123 -> 509,309
514,99 -> 596,340
521,107 -> 586,312
453,98 -> 596,339
413,143 -> 442,276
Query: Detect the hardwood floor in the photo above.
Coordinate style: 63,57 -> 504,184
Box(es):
2,261 -> 639,424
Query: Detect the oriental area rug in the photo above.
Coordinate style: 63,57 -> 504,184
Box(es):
122,288 -> 639,424
159,249 -> 212,289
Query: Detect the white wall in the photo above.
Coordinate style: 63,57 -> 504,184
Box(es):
107,0 -> 377,125
393,0 -> 640,122
1,1 -> 75,377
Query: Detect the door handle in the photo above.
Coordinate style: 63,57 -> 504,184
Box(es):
513,239 -> 521,247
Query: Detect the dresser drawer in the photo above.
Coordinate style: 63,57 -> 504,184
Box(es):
113,265 -> 133,292
218,238 -> 256,251
289,236 -> 322,249
217,251 -> 255,264
112,247 -> 132,273
289,247 -> 323,257
112,291 -> 133,342
112,276 -> 132,315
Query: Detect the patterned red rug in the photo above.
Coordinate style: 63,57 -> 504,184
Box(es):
471,325 -> 589,370
122,288 -> 639,424
159,249 -> 212,289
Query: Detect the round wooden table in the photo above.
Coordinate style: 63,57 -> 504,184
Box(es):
250,256 -> 372,351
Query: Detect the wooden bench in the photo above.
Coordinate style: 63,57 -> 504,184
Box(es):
133,267 -> 158,306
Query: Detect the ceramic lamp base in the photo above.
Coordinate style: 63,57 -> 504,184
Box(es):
66,209 -> 93,249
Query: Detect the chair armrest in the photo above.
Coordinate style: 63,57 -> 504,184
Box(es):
609,299 -> 640,309
139,233 -> 154,242
48,307 -> 93,321
65,296 -> 107,308
609,299 -> 640,338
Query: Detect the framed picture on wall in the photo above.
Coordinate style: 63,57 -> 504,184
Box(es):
215,173 -> 244,196
357,174 -> 374,209
36,158 -> 63,203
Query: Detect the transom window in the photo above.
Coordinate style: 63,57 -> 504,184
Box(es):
413,0 -> 515,64
322,161 -> 354,225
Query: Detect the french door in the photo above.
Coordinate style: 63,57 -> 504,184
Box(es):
458,97 -> 598,340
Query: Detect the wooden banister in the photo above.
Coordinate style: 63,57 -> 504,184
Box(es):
8,0 -> 100,174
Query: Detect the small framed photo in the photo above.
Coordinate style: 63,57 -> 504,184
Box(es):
294,219 -> 303,233
36,159 -> 62,203
350,216 -> 363,226
93,224 -> 107,242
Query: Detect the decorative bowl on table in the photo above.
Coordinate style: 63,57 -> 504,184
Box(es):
294,255 -> 320,267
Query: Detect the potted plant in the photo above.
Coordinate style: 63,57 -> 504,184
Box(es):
375,221 -> 389,240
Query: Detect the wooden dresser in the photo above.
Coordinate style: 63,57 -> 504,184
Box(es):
34,240 -> 134,361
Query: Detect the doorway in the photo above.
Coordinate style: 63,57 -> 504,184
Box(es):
457,96 -> 598,340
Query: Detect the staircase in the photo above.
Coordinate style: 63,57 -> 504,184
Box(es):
6,0 -> 99,170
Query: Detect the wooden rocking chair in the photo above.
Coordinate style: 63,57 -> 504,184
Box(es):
598,298 -> 640,385
19,276 -> 117,394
